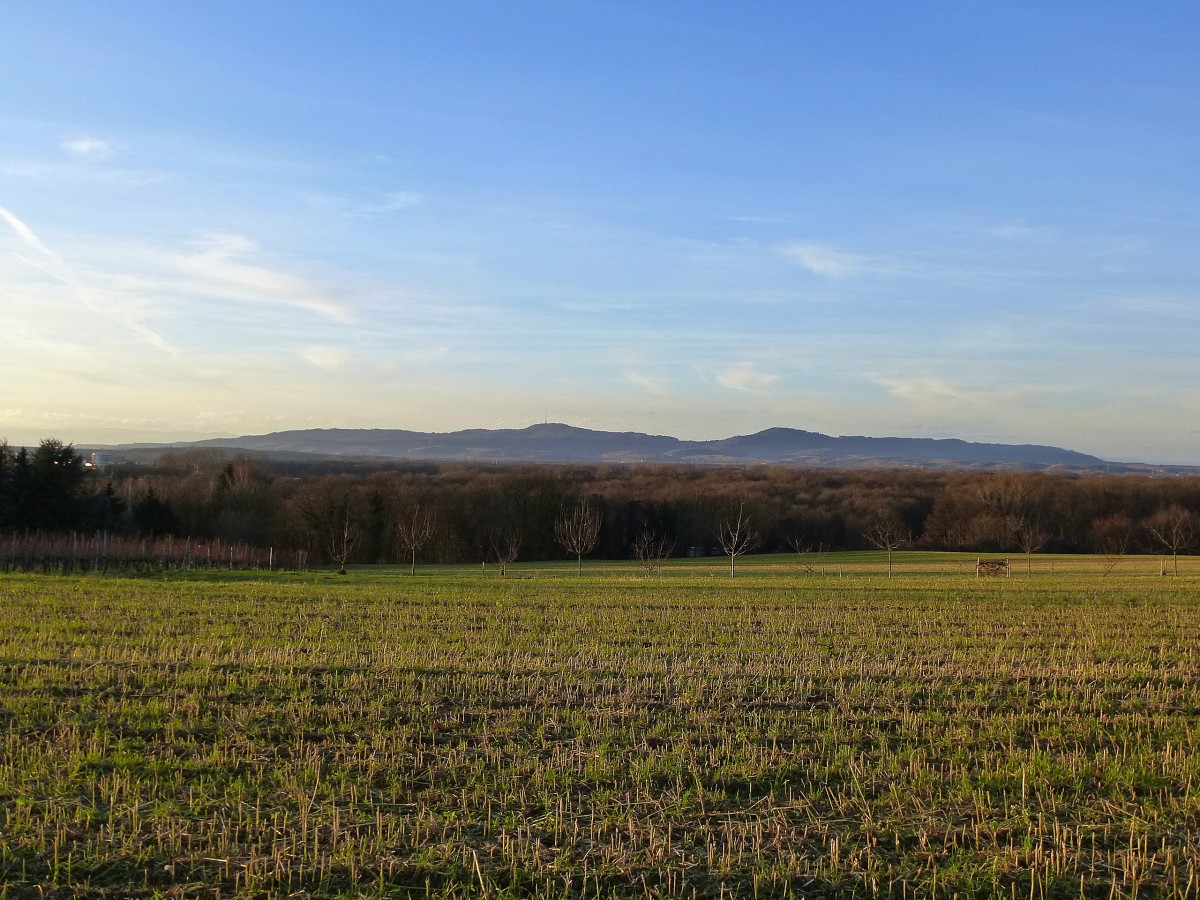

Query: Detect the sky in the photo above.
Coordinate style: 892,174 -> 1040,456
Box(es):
2,2 -> 1199,464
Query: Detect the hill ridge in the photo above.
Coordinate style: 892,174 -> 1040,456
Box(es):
118,423 -> 1125,471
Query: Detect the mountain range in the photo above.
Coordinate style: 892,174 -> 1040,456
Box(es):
115,424 -> 1141,471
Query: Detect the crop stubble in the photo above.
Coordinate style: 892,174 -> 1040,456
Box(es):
1,572 -> 1198,897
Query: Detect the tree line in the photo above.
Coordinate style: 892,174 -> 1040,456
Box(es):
5,440 -> 1200,570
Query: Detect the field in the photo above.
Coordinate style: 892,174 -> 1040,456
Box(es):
2,555 -> 1199,898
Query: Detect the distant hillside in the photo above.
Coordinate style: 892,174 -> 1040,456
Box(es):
121,423 -> 1126,471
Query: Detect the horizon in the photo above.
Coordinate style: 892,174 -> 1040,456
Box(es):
3,4 -> 1199,465
15,421 -> 1137,468
0,421 -> 1183,467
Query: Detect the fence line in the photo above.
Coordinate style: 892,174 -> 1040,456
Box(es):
0,531 -> 308,574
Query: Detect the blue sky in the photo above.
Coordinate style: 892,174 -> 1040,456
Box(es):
2,2 -> 1199,463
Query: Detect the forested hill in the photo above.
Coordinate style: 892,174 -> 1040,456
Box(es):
8,438 -> 1200,568
137,424 -> 1112,471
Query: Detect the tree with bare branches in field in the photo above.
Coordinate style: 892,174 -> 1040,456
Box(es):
631,529 -> 673,577
1147,506 -> 1196,576
554,499 -> 602,576
864,519 -> 910,578
1092,514 -> 1132,577
486,525 -> 523,577
718,502 -> 759,579
393,503 -> 437,575
1015,518 -> 1047,575
786,534 -> 828,575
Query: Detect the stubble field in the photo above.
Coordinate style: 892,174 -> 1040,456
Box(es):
2,558 -> 1199,898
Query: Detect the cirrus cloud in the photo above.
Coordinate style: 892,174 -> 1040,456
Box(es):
60,136 -> 123,161
624,370 -> 669,397
176,233 -> 354,324
784,242 -> 864,278
301,346 -> 348,370
1,205 -> 174,353
0,205 -> 55,257
717,362 -> 778,393
347,190 -> 423,218
874,376 -> 997,412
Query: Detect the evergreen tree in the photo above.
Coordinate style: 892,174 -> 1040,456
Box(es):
131,488 -> 181,536
0,442 -> 13,530
26,439 -> 86,531
85,481 -> 127,532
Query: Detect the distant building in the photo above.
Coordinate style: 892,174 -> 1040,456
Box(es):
87,452 -> 118,470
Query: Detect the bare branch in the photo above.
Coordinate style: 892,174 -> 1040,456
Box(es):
327,500 -> 357,575
553,500 -> 602,576
393,502 -> 437,575
718,502 -> 760,579
486,525 -> 523,577
1015,518 -> 1047,575
786,534 -> 829,575
631,529 -> 674,577
1147,506 -> 1196,576
864,520 -> 910,578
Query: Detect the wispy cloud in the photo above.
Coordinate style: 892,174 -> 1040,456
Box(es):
0,206 -> 55,257
60,136 -> 123,161
727,213 -> 793,225
2,159 -> 167,187
784,242 -> 864,278
557,299 -> 640,314
176,233 -> 354,323
717,362 -> 778,393
624,370 -> 670,397
0,206 -> 174,353
300,345 -> 347,370
1114,294 -> 1200,321
987,222 -> 1057,242
346,190 -> 423,218
876,376 -> 988,408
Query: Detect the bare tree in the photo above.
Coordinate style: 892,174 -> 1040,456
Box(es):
718,502 -> 760,579
327,500 -> 357,575
393,503 -> 437,575
1015,518 -> 1047,576
1098,532 -> 1129,577
786,534 -> 828,575
290,480 -> 359,574
1092,514 -> 1132,577
864,519 -> 911,578
475,486 -> 529,577
554,500 -> 602,576
487,525 -> 523,577
1147,506 -> 1196,576
631,529 -> 674,577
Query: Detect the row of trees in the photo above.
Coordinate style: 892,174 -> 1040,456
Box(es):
0,440 -> 123,533
6,441 -> 1200,572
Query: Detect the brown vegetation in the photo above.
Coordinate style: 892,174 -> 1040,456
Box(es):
8,441 -> 1200,569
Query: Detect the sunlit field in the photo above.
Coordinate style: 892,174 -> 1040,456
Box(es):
435,550 -> 1200,580
2,555 -> 1199,898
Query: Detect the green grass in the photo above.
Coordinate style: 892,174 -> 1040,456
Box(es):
2,561 -> 1199,897
377,549 -> 1196,579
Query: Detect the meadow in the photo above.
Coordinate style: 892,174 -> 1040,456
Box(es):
1,554 -> 1199,898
